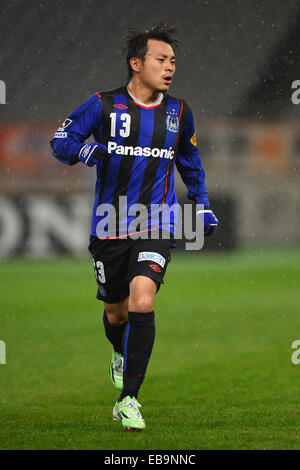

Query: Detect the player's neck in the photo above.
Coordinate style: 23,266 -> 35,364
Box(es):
127,80 -> 162,106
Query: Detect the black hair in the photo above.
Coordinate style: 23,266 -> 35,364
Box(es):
122,22 -> 179,81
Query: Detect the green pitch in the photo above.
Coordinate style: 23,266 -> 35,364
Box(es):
1,247 -> 300,450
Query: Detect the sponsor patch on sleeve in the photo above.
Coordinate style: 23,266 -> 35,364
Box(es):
54,131 -> 67,138
190,132 -> 197,146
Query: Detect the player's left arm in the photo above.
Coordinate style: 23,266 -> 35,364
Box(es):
175,104 -> 218,236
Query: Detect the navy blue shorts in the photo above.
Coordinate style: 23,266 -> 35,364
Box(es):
88,235 -> 174,303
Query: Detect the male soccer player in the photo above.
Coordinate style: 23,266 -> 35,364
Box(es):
50,24 -> 218,431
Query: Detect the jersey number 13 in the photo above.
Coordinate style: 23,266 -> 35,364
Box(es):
110,112 -> 131,138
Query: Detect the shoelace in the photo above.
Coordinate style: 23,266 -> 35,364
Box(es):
113,356 -> 123,372
119,398 -> 143,421
121,398 -> 142,412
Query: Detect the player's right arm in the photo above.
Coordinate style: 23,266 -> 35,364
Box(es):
50,93 -> 107,166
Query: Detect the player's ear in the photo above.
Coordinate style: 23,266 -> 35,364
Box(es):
130,57 -> 142,74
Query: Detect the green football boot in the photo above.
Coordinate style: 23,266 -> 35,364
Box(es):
113,396 -> 146,431
109,351 -> 124,391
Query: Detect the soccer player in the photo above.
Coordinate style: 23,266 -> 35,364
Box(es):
50,24 -> 218,431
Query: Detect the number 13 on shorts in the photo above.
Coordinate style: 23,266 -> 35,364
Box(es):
93,258 -> 106,284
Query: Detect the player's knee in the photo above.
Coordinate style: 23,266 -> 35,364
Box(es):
130,296 -> 154,313
105,302 -> 128,325
107,313 -> 127,325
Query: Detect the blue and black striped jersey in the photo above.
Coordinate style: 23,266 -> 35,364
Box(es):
50,86 -> 210,238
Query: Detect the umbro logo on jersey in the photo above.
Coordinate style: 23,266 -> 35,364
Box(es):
113,104 -> 128,110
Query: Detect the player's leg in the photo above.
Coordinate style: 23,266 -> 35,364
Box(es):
103,298 -> 128,354
103,299 -> 128,391
88,237 -> 130,390
122,237 -> 173,401
113,275 -> 156,431
128,275 -> 157,313
114,238 -> 173,431
118,275 -> 157,401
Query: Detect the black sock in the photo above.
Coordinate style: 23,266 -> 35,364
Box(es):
102,310 -> 127,355
119,311 -> 155,401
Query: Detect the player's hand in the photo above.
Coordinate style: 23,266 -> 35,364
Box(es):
78,143 -> 108,167
196,207 -> 219,236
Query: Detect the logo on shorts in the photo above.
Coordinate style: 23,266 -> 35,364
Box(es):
149,264 -> 161,273
98,286 -> 108,297
138,252 -> 166,268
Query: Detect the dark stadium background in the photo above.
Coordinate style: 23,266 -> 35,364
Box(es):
1,0 -> 300,451
1,0 -> 300,255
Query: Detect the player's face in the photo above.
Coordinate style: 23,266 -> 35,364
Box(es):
139,39 -> 176,92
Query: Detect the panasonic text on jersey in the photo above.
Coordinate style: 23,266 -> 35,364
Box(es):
107,141 -> 174,159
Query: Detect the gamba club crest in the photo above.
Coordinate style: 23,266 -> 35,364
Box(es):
166,109 -> 179,133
